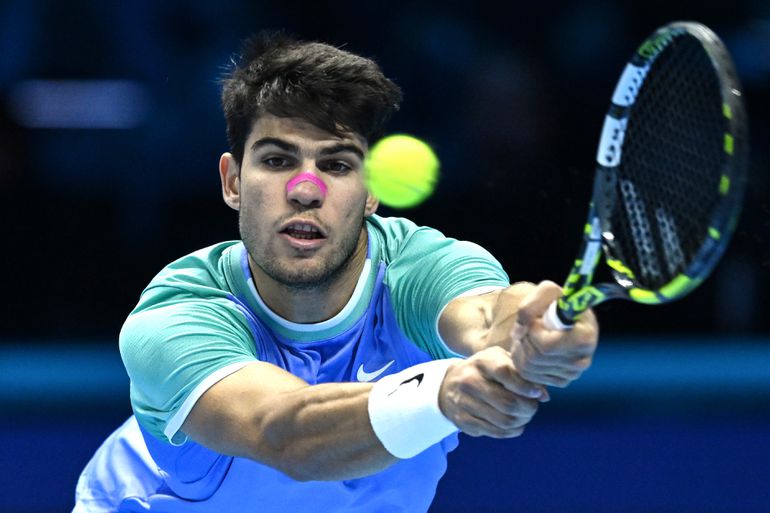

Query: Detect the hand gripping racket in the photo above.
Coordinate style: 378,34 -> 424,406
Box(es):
544,21 -> 749,331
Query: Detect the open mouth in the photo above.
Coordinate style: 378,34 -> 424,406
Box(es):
281,223 -> 325,240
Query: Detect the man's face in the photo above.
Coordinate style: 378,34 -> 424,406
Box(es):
222,114 -> 377,290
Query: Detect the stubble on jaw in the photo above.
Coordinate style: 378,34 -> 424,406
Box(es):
238,198 -> 368,293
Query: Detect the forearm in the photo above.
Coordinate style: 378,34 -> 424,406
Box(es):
251,362 -> 460,478
184,359 -> 464,481
182,364 -> 396,482
256,382 -> 396,481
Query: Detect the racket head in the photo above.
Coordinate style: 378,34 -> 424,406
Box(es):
591,21 -> 748,306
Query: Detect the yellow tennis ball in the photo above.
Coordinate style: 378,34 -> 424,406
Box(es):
365,134 -> 440,209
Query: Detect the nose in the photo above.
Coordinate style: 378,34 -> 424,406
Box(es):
286,170 -> 328,207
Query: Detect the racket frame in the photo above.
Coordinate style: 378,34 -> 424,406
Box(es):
552,21 -> 748,326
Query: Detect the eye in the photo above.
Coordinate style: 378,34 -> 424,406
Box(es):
263,156 -> 294,169
319,160 -> 354,174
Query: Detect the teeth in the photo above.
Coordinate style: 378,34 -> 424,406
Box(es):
284,222 -> 323,240
288,223 -> 319,233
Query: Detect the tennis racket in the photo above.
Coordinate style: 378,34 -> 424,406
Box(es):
543,21 -> 749,331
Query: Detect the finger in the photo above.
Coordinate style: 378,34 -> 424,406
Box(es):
463,378 -> 540,418
521,326 -> 597,359
483,425 -> 527,440
521,367 -> 583,385
512,346 -> 591,383
468,398 -> 534,431
518,368 -> 580,388
570,310 -> 600,350
444,380 -> 536,434
454,409 -> 531,439
514,280 -> 563,330
512,342 -> 590,366
489,282 -> 538,328
475,355 -> 547,399
512,344 -> 594,370
534,374 -> 572,388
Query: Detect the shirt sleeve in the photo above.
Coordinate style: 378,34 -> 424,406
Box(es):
119,293 -> 258,445
383,222 -> 510,360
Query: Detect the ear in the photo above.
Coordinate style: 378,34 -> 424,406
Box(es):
219,153 -> 240,211
364,191 -> 379,216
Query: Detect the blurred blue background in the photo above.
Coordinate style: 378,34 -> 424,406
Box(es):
0,0 -> 768,512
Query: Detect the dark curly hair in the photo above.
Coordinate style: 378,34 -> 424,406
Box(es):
221,31 -> 403,165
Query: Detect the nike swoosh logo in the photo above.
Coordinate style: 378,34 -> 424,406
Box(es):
388,373 -> 424,397
399,373 -> 423,388
356,360 -> 395,382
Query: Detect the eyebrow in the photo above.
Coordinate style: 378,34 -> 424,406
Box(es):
251,137 -> 299,154
319,143 -> 365,161
251,137 -> 364,161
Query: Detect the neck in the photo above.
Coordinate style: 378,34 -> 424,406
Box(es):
249,229 -> 369,324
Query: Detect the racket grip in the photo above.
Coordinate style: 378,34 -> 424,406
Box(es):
543,300 -> 575,331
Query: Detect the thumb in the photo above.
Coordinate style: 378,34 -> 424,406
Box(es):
515,280 -> 563,329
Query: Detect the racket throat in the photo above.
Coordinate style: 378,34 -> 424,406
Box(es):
562,215 -> 603,298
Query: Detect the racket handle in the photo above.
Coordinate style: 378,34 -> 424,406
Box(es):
543,300 -> 575,331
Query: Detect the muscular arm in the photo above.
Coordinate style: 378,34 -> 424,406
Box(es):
181,362 -> 396,482
181,349 -> 544,481
180,284 -> 583,483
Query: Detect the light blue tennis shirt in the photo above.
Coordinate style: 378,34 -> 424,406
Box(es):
74,215 -> 510,513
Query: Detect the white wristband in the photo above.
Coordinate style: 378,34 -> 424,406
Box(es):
367,358 -> 461,459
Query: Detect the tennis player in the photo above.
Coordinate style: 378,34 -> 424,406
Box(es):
73,32 -> 598,512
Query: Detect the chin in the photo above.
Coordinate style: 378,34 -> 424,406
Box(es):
271,261 -> 337,289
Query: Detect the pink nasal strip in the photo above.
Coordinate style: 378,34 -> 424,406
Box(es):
286,172 -> 328,198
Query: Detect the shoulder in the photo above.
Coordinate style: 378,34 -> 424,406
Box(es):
133,241 -> 243,311
365,214 -> 422,243
150,241 -> 241,289
366,214 -> 502,268
366,214 -> 452,261
122,241 -> 254,353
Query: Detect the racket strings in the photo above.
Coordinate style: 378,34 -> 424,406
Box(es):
610,34 -> 726,290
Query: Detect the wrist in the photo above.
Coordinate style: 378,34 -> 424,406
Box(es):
367,358 -> 461,459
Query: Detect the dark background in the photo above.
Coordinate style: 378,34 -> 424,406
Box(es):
0,1 -> 768,512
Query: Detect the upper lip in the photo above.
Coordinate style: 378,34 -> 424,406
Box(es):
279,219 -> 327,237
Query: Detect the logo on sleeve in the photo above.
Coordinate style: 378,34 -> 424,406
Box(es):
356,360 -> 395,382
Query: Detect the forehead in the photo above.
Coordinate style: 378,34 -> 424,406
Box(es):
247,114 -> 367,151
